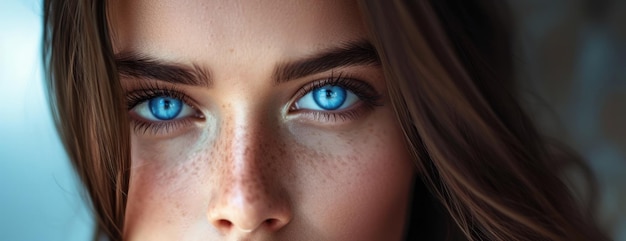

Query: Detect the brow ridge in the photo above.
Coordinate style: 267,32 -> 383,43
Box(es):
273,40 -> 380,84
115,52 -> 212,87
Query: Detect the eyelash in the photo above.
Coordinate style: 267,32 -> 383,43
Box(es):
125,82 -> 201,135
124,75 -> 383,135
290,74 -> 382,122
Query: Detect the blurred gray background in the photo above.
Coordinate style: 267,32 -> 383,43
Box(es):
0,0 -> 624,240
510,0 -> 626,240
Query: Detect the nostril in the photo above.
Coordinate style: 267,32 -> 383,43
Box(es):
214,218 -> 285,233
215,219 -> 233,231
263,218 -> 286,231
264,219 -> 276,228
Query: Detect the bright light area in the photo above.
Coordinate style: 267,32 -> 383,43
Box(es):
0,1 -> 94,240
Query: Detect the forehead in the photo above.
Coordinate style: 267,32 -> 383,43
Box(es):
108,0 -> 367,63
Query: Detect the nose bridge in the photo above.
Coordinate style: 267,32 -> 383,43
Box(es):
226,111 -> 268,199
225,103 -> 272,183
208,103 -> 291,233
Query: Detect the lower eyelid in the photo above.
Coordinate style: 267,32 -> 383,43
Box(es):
129,116 -> 197,136
303,110 -> 361,123
288,101 -> 371,124
128,104 -> 204,136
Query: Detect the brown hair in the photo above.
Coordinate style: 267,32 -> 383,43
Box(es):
360,1 -> 609,240
44,0 -> 609,240
43,0 -> 128,240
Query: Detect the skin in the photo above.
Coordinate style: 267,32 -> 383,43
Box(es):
109,0 -> 416,240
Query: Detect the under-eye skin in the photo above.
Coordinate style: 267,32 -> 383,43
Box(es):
125,82 -> 204,135
289,74 -> 383,123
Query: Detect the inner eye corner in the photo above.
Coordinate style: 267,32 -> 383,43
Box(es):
286,101 -> 299,114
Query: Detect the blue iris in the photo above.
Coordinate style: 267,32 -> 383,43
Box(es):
312,85 -> 347,110
149,97 -> 183,120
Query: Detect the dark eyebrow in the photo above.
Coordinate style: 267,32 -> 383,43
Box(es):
115,52 -> 212,87
273,40 -> 380,84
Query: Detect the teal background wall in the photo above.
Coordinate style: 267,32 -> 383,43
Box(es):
0,1 -> 94,240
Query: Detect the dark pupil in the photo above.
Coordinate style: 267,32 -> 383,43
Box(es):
163,100 -> 173,109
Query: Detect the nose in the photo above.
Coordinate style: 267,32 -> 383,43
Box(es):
207,112 -> 292,234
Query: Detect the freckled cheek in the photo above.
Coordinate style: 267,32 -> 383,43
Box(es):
291,122 -> 415,240
125,133 -> 215,236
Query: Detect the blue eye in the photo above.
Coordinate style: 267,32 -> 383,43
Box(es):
313,86 -> 346,110
295,85 -> 358,111
149,97 -> 183,120
132,96 -> 195,121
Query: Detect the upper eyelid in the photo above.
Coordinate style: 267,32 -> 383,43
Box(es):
125,88 -> 188,106
123,80 -> 199,108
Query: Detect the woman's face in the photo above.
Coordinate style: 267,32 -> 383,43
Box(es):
109,0 -> 415,240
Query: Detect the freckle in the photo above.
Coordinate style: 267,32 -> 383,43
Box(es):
191,159 -> 199,176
